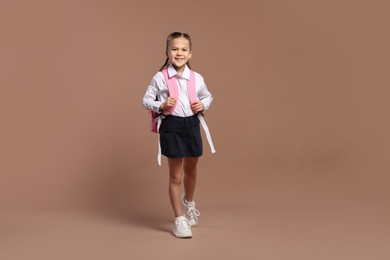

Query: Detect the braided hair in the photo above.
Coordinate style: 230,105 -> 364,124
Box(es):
159,32 -> 192,71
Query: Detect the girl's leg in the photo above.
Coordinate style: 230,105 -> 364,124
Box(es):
183,157 -> 199,202
168,157 -> 184,217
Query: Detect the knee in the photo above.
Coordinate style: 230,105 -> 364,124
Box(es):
170,173 -> 182,185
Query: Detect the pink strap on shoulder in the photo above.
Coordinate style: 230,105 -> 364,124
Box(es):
161,69 -> 178,115
188,70 -> 198,104
161,68 -> 197,114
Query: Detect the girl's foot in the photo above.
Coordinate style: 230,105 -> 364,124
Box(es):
172,216 -> 192,238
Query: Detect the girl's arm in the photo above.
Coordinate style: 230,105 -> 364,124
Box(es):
142,75 -> 164,113
196,74 -> 213,111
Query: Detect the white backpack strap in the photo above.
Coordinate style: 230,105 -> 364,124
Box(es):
197,113 -> 216,154
157,136 -> 162,166
156,116 -> 163,166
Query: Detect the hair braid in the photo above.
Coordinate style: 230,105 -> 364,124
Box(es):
159,58 -> 169,71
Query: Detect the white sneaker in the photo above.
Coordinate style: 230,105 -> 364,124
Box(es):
182,195 -> 200,227
172,216 -> 192,238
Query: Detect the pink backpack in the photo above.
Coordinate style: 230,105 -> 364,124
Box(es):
150,68 -> 197,133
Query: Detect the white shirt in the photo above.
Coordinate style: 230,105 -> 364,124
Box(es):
142,64 -> 213,117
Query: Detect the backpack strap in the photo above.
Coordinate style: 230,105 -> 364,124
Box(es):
197,113 -> 216,154
186,71 -> 216,154
161,68 -> 179,115
188,70 -> 198,104
157,68 -> 215,165
161,68 -> 198,113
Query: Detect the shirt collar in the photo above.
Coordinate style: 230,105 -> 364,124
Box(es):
167,63 -> 191,80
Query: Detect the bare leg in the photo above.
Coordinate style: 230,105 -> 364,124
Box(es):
183,157 -> 199,202
168,157 -> 184,217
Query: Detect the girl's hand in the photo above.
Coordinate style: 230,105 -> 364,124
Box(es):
191,100 -> 204,113
161,97 -> 176,111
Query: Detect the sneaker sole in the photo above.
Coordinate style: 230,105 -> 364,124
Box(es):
172,231 -> 192,239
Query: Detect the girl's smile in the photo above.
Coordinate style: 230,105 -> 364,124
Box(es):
167,37 -> 192,75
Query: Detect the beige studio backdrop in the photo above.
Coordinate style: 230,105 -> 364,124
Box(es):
1,0 -> 390,259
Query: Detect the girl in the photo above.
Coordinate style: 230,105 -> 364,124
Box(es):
142,32 -> 215,238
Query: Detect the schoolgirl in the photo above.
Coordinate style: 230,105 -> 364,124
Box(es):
142,32 -> 215,238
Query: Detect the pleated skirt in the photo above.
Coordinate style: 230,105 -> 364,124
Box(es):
159,114 -> 203,158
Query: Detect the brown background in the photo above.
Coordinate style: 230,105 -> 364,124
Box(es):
1,0 -> 389,259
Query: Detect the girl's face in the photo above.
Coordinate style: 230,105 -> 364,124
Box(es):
167,37 -> 192,73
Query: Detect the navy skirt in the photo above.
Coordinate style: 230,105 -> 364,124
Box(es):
159,114 -> 203,158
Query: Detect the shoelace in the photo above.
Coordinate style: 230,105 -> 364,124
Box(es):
187,207 -> 200,223
175,217 -> 191,231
